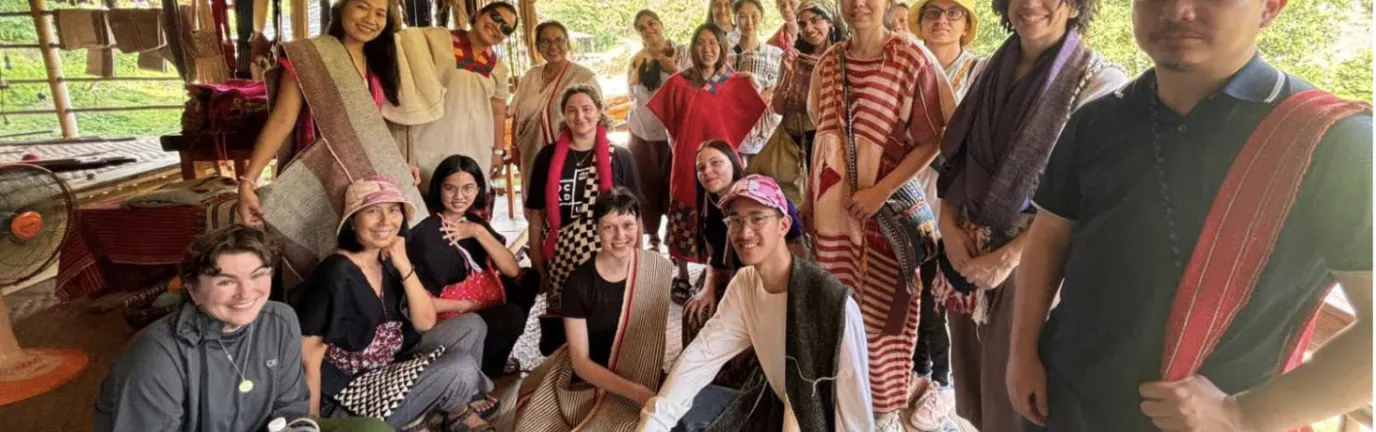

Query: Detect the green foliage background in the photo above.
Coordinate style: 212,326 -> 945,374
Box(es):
546,0 -> 1371,101
0,0 -> 1370,139
0,0 -> 186,139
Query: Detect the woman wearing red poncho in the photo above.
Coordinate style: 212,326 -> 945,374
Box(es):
647,22 -> 766,276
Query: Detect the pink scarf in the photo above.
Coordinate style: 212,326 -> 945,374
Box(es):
542,125 -> 614,257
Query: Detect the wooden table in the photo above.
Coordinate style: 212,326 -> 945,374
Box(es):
161,130 -> 259,180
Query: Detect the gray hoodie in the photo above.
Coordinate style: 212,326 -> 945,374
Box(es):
94,300 -> 309,432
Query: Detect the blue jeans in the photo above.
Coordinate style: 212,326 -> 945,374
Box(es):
672,385 -> 742,432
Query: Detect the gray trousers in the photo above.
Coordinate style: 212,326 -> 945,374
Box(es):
325,314 -> 494,428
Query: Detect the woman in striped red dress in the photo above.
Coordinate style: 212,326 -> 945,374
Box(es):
805,0 -> 951,427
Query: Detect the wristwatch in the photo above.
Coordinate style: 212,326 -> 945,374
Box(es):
493,148 -> 506,156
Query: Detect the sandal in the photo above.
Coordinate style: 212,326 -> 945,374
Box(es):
469,393 -> 500,419
442,406 -> 496,432
670,277 -> 693,305
503,358 -> 522,376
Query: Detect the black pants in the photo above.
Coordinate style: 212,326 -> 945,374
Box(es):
475,271 -> 540,377
914,254 -> 952,386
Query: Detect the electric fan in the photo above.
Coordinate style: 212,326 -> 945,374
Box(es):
0,163 -> 88,406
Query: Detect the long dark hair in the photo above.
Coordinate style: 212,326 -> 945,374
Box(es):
426,155 -> 489,217
695,140 -> 744,246
327,0 -> 400,105
686,23 -> 731,87
696,140 -> 745,199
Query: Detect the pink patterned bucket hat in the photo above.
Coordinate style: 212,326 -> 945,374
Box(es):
337,174 -> 418,235
717,174 -> 788,214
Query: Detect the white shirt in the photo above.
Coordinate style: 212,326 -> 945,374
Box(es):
636,266 -> 874,431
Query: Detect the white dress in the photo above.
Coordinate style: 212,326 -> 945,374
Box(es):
409,58 -> 509,188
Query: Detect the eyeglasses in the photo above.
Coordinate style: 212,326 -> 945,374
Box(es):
537,38 -> 567,48
443,183 -> 480,197
725,213 -> 782,231
920,6 -> 967,22
488,10 -> 516,36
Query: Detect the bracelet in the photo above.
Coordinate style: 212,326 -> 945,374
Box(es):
402,267 -> 416,281
237,176 -> 257,188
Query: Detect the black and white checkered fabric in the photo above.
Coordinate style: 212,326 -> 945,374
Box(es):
333,346 -> 447,420
545,170 -> 602,313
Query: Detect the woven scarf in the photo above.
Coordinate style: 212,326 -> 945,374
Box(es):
538,62 -> 573,145
509,250 -> 674,431
705,259 -> 850,431
451,29 -> 496,77
541,126 -> 614,257
939,31 -> 1092,231
262,37 -> 427,286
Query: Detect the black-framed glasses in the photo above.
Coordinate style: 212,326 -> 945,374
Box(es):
488,10 -> 516,36
920,6 -> 967,22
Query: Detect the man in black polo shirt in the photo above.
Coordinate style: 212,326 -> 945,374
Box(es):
1007,1 -> 1373,431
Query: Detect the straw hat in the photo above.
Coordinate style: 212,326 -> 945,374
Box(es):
336,174 -> 418,236
908,0 -> 978,47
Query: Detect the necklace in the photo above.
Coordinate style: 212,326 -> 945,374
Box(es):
573,149 -> 594,167
214,325 -> 256,393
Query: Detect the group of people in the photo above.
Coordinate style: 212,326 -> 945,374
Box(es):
93,0 -> 1372,431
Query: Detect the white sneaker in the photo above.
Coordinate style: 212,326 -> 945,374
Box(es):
877,411 -> 905,432
908,386 -> 956,431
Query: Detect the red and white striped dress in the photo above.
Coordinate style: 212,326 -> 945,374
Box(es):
806,35 -> 947,413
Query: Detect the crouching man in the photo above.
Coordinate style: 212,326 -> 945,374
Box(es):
637,175 -> 875,431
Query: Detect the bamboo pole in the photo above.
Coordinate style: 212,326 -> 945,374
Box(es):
0,43 -> 58,49
1,105 -> 184,116
0,10 -> 50,17
27,0 -> 78,139
290,0 -> 307,40
5,77 -> 184,84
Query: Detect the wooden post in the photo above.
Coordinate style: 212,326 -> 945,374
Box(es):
291,0 -> 307,40
27,0 -> 78,139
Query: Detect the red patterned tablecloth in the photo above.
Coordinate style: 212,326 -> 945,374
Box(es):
56,194 -> 236,301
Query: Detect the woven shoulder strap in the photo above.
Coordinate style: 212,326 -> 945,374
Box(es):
1161,89 -> 1371,381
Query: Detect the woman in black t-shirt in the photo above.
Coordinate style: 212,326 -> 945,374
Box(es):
506,188 -> 676,430
523,85 -> 641,354
292,175 -> 496,431
408,155 -> 540,377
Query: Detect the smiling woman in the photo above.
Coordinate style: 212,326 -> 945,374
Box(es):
524,86 -> 642,354
237,0 -> 426,289
407,1 -> 519,190
510,20 -> 602,193
93,226 -> 394,432
504,188 -> 677,431
292,175 -> 502,430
